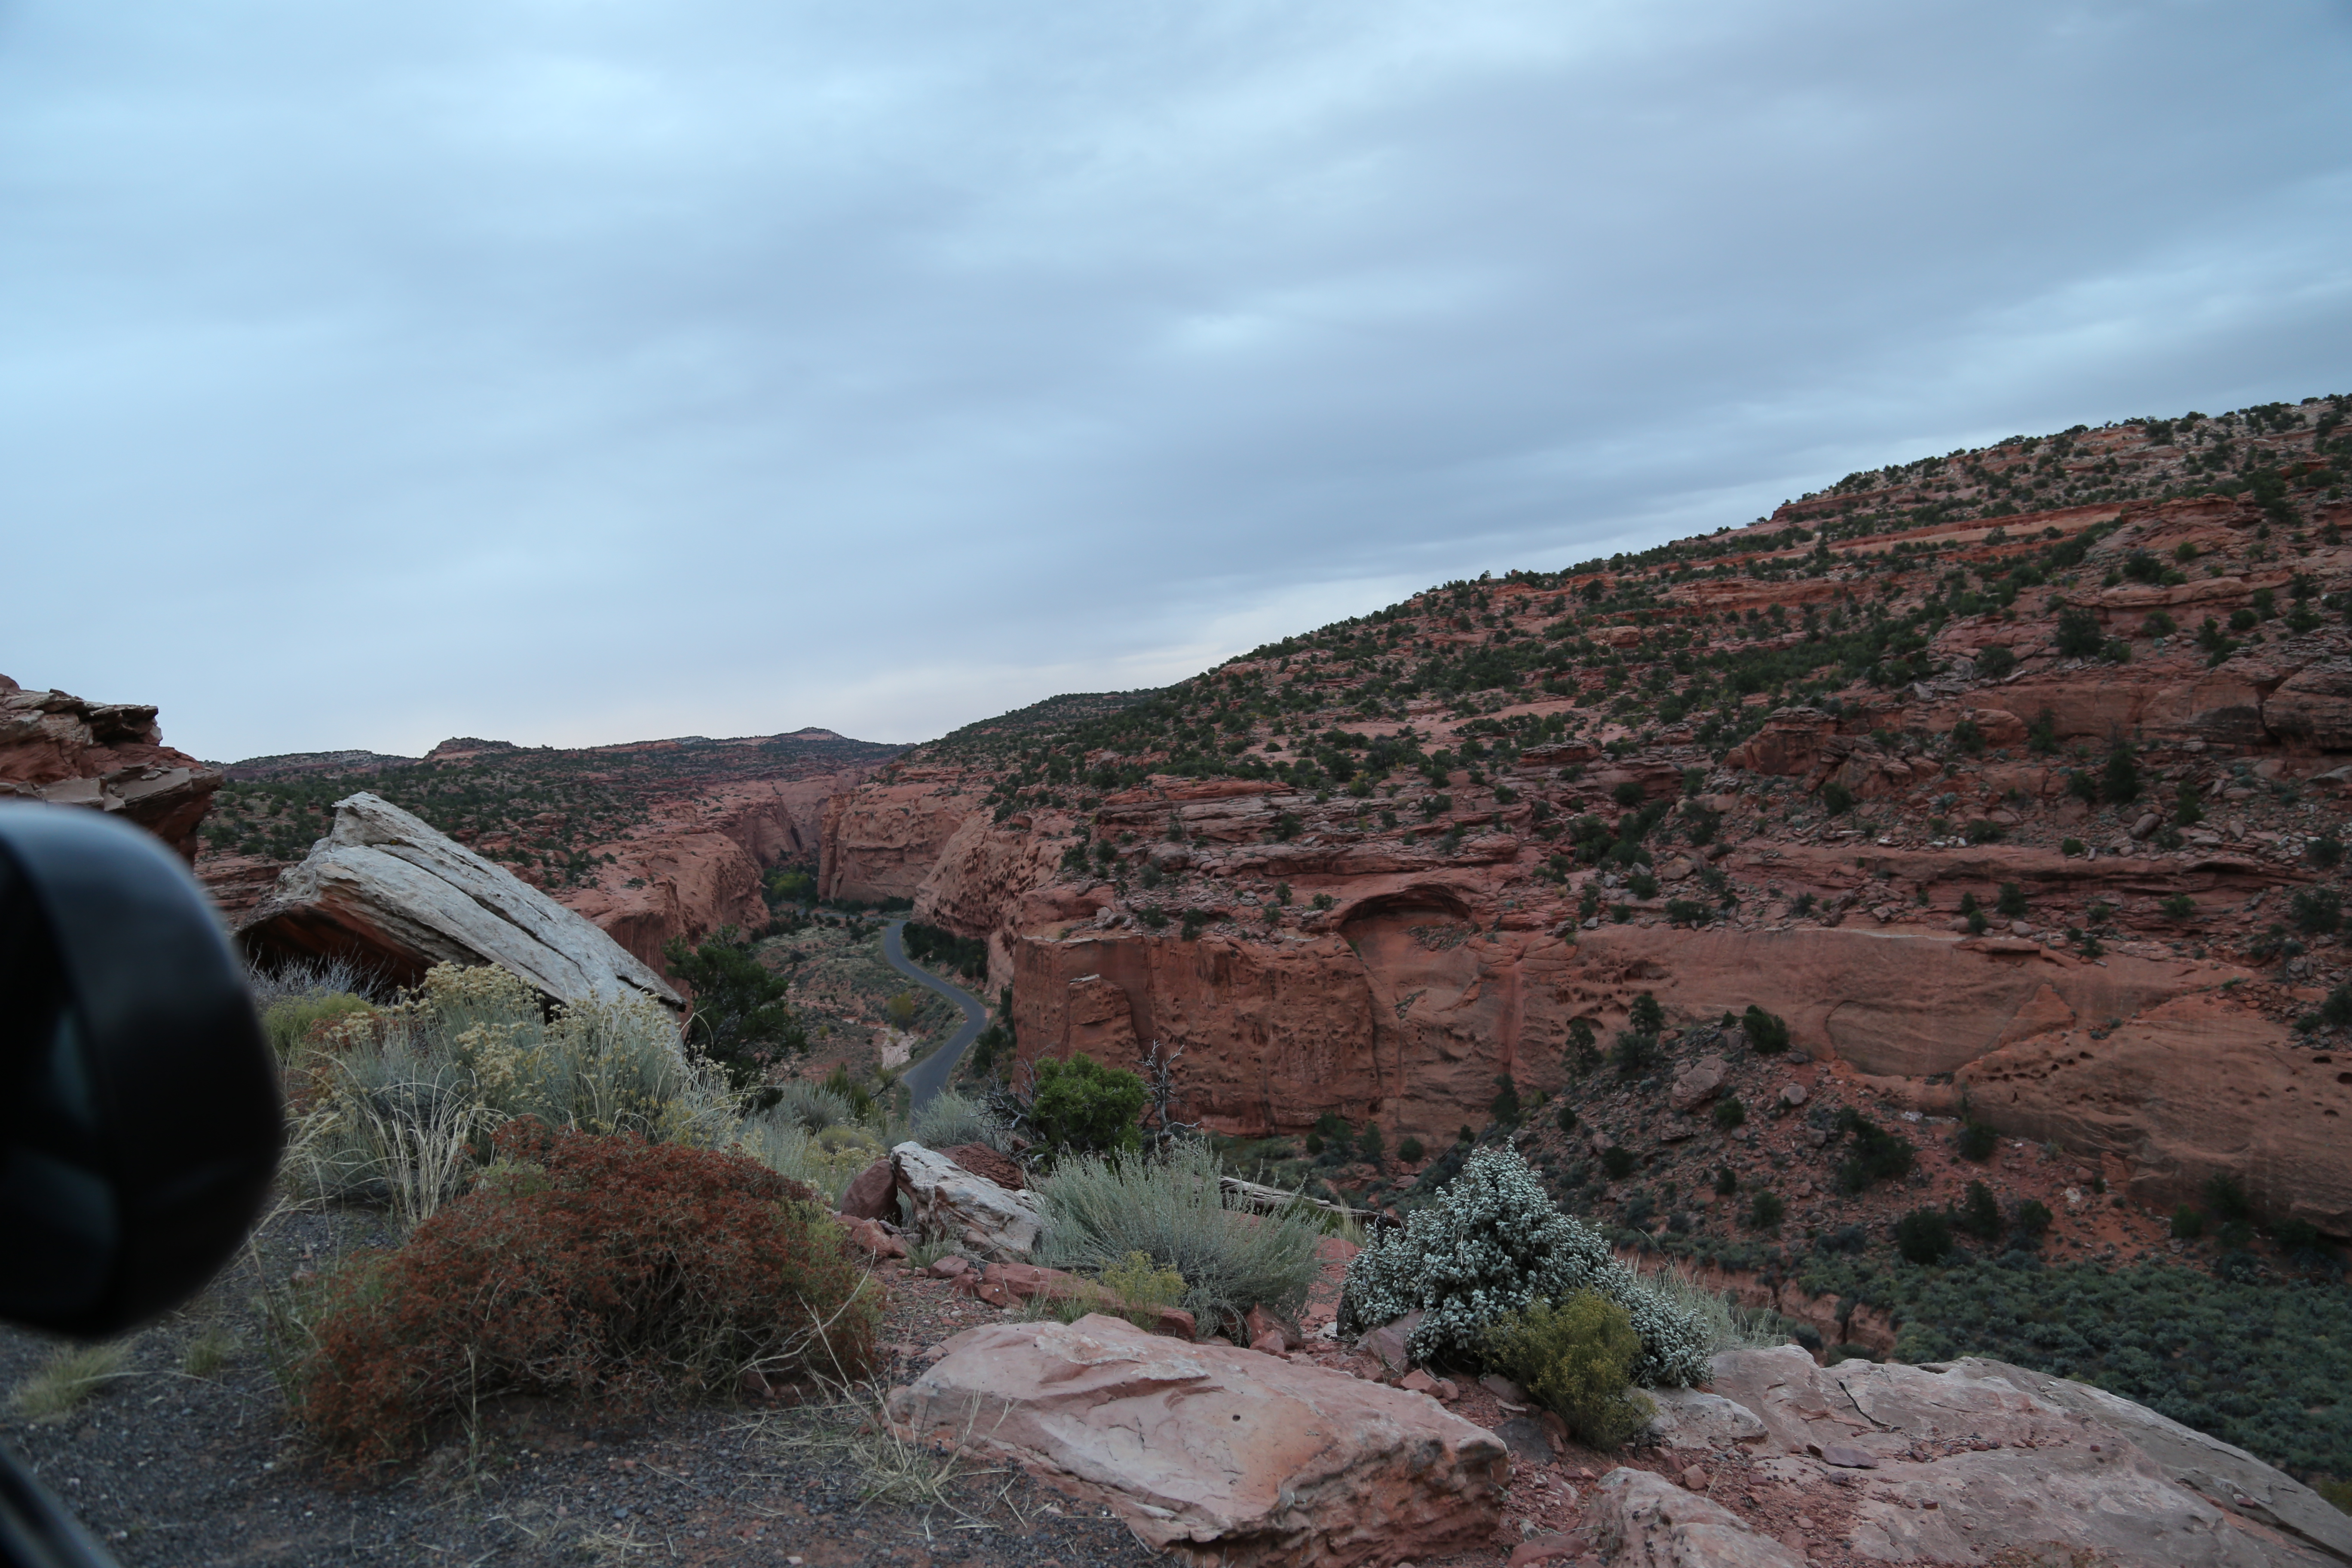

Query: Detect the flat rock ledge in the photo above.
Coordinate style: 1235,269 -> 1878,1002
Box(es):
887,1313 -> 1506,1568
1627,1345 -> 2352,1568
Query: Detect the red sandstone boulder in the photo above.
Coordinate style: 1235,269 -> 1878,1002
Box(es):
839,1158 -> 898,1221
836,1214 -> 907,1262
888,1314 -> 1507,1565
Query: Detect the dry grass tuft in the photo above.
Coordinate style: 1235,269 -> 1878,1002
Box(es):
10,1341 -> 132,1419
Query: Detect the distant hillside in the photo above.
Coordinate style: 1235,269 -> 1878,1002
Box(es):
924,689 -> 1166,760
202,727 -> 902,882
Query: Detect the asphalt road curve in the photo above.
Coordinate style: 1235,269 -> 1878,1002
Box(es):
883,918 -> 988,1110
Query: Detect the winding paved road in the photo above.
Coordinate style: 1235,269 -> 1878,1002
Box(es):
881,918 -> 988,1110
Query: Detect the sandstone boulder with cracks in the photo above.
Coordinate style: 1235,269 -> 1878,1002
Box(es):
236,792 -> 682,1007
891,1141 -> 1041,1262
887,1313 -> 1506,1567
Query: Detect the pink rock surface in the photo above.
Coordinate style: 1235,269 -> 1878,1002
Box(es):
888,1313 -> 1506,1567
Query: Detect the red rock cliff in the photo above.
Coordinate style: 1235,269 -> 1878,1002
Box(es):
821,397 -> 2352,1237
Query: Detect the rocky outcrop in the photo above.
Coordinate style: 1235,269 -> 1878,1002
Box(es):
1684,1344 -> 2350,1568
887,1313 -> 1507,1566
819,779 -> 983,906
236,792 -> 682,1007
0,676 -> 220,861
1588,1469 -> 1802,1568
891,1141 -> 1041,1261
561,774 -> 857,968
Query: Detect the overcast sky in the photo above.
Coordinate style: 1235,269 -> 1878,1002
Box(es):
4,1 -> 2348,761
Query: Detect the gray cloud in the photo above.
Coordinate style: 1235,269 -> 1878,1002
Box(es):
3,0 -> 2346,757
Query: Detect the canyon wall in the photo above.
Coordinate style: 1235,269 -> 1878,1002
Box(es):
820,444 -> 2352,1235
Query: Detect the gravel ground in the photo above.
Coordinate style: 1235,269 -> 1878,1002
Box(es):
3,1205 -> 1854,1568
0,1212 -> 1155,1568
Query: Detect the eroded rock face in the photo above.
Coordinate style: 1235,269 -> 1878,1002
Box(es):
1695,1344 -> 2348,1568
0,677 -> 220,861
891,1141 -> 1041,1262
561,775 -> 852,969
819,781 -> 982,906
236,792 -> 683,1007
887,1313 -> 1507,1567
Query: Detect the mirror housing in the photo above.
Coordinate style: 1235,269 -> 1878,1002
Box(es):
0,805 -> 282,1338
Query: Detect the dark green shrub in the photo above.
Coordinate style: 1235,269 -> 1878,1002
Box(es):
1566,1016 -> 1600,1072
1964,818 -> 2006,844
2274,1218 -> 2324,1256
662,926 -> 806,1085
1741,1004 -> 1790,1055
1836,1111 -> 1916,1194
1556,1102 -> 1578,1133
1601,1145 -> 1636,1180
1997,882 -> 2029,919
2292,888 -> 2343,935
2061,837 -> 2087,857
2055,604 -> 2104,657
2102,742 -> 2140,805
1398,1136 -> 1426,1164
1611,780 -> 1646,808
1491,1074 -> 1523,1125
1957,1181 -> 2002,1240
2171,1205 -> 2205,1240
1031,1053 -> 1148,1155
1956,1120 -> 1998,1161
1613,1030 -> 1660,1077
1897,1208 -> 1954,1264
1480,1291 -> 1654,1450
1713,1165 -> 1737,1196
1977,645 -> 2017,680
2312,836 -> 2346,870
2321,984 -> 2352,1028
1629,991 -> 1665,1034
1745,1190 -> 1785,1231
2161,894 -> 2197,920
1712,1096 -> 1746,1131
2204,1173 -> 2252,1223
1822,781 -> 1856,815
1948,720 -> 1984,757
2013,1199 -> 2053,1240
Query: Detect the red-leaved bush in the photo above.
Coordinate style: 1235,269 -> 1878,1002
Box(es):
291,1120 -> 878,1467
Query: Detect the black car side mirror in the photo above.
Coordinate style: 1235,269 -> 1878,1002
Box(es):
0,805 -> 283,1567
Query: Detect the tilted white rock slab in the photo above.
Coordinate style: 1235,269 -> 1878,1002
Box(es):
891,1141 -> 1041,1262
242,791 -> 681,1008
